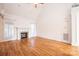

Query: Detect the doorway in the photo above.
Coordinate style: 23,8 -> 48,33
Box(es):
71,6 -> 79,46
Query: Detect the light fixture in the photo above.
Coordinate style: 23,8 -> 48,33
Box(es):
34,3 -> 44,8
0,10 -> 4,19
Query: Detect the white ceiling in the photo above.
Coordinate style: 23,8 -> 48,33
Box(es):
0,3 -> 46,20
0,3 -> 73,21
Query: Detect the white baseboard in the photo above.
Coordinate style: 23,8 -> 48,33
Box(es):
37,33 -> 70,44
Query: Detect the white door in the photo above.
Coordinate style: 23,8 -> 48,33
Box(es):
71,7 -> 79,46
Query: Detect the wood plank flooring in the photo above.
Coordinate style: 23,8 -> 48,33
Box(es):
0,37 -> 79,56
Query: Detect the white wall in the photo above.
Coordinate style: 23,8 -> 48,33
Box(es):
0,4 -> 4,40
0,16 -> 4,40
0,3 -> 73,43
4,14 -> 36,39
37,3 -> 72,43
4,14 -> 36,28
2,3 -> 43,39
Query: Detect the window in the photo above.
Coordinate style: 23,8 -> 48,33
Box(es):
4,23 -> 15,40
29,24 -> 36,38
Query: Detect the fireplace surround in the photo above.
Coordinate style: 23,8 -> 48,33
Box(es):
21,32 -> 28,39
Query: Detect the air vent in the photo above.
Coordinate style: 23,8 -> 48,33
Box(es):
63,33 -> 69,41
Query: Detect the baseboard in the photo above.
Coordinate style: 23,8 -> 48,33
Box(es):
36,35 -> 71,44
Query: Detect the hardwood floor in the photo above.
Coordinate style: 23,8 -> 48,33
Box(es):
0,37 -> 79,56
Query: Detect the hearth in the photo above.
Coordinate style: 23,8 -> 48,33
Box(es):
21,32 -> 28,39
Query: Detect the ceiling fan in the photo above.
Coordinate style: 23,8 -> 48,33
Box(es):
34,3 -> 44,8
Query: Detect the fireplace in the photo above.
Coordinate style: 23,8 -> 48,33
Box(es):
21,32 -> 28,39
